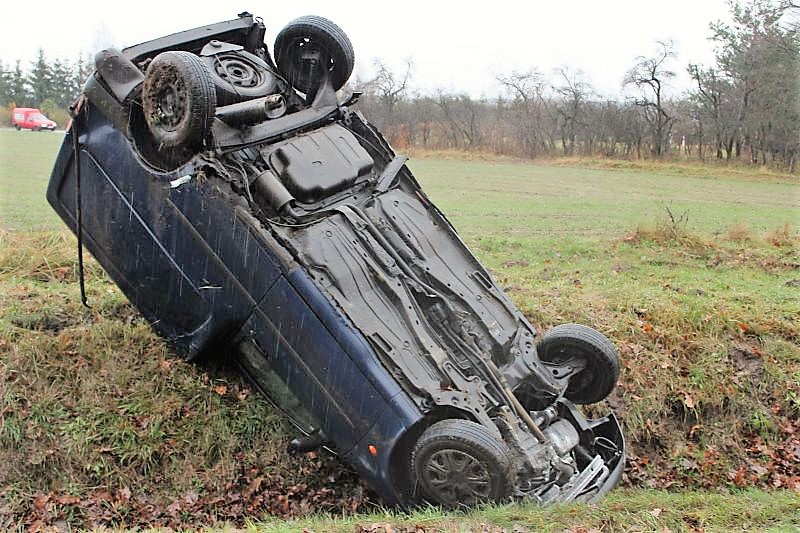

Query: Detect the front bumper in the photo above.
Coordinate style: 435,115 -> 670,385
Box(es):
588,415 -> 625,502
536,408 -> 625,505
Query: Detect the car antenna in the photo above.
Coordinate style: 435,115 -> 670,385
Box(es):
70,97 -> 91,308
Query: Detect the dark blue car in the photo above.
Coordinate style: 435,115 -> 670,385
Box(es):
47,13 -> 625,508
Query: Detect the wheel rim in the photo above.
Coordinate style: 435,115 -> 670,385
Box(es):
538,325 -> 620,404
289,40 -> 322,79
421,449 -> 492,503
279,38 -> 337,93
144,70 -> 187,134
542,346 -> 589,380
213,54 -> 263,88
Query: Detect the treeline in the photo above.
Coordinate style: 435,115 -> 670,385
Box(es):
0,48 -> 91,127
1,1 -> 796,171
355,0 -> 799,171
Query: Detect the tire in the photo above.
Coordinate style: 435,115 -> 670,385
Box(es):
141,51 -> 216,150
538,324 -> 620,405
274,15 -> 354,94
200,50 -> 278,106
411,419 -> 514,508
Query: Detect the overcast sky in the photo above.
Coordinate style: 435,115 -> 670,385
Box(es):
0,0 -> 733,99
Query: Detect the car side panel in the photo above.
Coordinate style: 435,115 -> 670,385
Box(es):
47,106 -> 424,502
344,391 -> 421,505
240,269 -> 422,503
46,107 -> 282,356
244,273 -> 418,449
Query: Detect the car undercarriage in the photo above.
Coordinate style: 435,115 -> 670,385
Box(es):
47,12 -> 625,508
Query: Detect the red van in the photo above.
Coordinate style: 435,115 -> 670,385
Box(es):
11,107 -> 57,131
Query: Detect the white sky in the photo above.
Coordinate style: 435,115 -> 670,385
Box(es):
0,0 -> 732,99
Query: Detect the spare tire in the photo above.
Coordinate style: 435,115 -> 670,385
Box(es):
141,51 -> 216,150
201,50 -> 279,105
274,15 -> 354,94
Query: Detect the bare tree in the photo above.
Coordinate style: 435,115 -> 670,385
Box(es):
625,40 -> 677,156
368,58 -> 413,123
434,89 -> 484,149
496,70 -> 549,156
552,67 -> 594,155
687,64 -> 738,159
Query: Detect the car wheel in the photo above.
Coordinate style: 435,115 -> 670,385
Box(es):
411,419 -> 514,508
141,51 -> 216,150
538,324 -> 620,405
274,15 -> 354,94
200,50 -> 278,106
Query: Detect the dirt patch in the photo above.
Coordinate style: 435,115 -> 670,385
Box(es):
10,310 -> 81,333
729,342 -> 764,384
501,258 -> 529,268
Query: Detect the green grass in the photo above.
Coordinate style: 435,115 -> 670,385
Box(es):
0,130 -> 64,231
1,130 -> 799,530
256,489 -> 800,532
409,158 -> 798,238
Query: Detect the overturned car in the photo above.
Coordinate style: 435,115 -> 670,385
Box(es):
47,13 -> 625,508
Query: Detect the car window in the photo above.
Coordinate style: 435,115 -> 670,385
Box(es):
236,340 -> 319,432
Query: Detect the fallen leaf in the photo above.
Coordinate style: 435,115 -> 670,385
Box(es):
732,467 -> 747,487
54,266 -> 71,280
93,490 -> 113,501
33,494 -> 49,510
651,507 -> 663,517
684,392 -> 696,409
243,476 -> 264,499
56,494 -> 80,505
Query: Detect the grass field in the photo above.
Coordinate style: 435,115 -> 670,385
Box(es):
0,130 -> 64,231
1,129 -> 799,530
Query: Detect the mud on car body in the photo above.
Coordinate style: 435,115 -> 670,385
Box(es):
47,12 -> 625,508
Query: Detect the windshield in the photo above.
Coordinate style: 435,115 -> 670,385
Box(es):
31,114 -> 48,121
